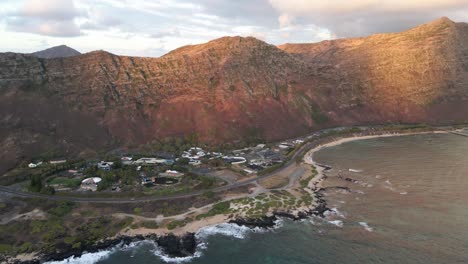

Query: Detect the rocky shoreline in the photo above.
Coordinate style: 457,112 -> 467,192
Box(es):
230,194 -> 330,229
8,194 -> 331,264
9,233 -> 198,264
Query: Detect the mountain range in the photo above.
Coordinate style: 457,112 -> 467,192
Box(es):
1,17 -> 468,174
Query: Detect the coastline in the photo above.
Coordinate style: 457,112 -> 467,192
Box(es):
6,129 -> 450,264
303,130 -> 448,184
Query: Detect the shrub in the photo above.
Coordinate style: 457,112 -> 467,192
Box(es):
133,207 -> 142,215
140,221 -> 159,229
203,191 -> 215,199
49,201 -> 76,218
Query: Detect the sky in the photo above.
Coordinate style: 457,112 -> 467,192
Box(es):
1,0 -> 467,57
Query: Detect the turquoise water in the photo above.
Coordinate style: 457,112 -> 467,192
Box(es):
53,133 -> 468,264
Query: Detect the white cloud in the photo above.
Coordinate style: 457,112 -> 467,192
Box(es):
278,14 -> 294,28
6,0 -> 85,37
21,0 -> 83,20
269,0 -> 468,37
269,0 -> 468,14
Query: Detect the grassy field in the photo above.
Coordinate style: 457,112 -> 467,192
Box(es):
48,177 -> 82,188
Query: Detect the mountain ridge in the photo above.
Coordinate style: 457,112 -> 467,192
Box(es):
1,17 -> 468,174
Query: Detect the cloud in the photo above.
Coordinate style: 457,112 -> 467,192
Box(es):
149,28 -> 181,39
196,0 -> 278,26
269,0 -> 468,14
278,14 -> 294,29
268,0 -> 468,37
5,0 -> 84,37
80,7 -> 122,30
21,0 -> 84,20
7,18 -> 81,37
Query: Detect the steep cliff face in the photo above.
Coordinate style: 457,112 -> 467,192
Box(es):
28,37 -> 311,143
1,18 -> 468,173
279,17 -> 468,124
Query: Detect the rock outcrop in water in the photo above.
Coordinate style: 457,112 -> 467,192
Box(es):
1,17 -> 468,173
156,233 -> 197,257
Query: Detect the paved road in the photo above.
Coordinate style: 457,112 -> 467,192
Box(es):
0,141 -> 316,204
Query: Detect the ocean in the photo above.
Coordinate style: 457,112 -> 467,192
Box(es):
48,133 -> 468,264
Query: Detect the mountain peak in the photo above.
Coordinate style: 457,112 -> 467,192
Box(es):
163,36 -> 271,57
434,16 -> 454,24
404,16 -> 457,36
32,45 -> 81,59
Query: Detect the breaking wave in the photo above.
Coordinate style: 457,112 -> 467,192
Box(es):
324,208 -> 346,219
44,240 -> 156,264
44,248 -> 115,264
151,245 -> 204,263
196,222 -> 264,240
327,220 -> 344,227
358,222 -> 374,232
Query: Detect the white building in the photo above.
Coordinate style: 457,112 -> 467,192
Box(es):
134,158 -> 172,165
97,161 -> 114,170
28,161 -> 43,168
50,160 -> 67,165
81,177 -> 102,191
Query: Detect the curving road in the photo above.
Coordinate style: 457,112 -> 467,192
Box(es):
0,141 -> 316,204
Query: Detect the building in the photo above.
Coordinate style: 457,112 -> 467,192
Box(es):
159,170 -> 184,178
81,177 -> 102,191
256,144 -> 266,149
223,156 -> 247,165
140,173 -> 152,185
28,161 -> 43,168
189,160 -> 201,166
134,158 -> 173,165
278,142 -> 294,149
50,160 -> 67,165
257,149 -> 279,160
97,161 -> 114,171
181,147 -> 207,160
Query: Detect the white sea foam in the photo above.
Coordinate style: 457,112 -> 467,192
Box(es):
324,208 -> 346,219
358,222 -> 374,232
327,220 -> 344,227
400,192 -> 408,195
196,223 -> 263,240
152,246 -> 204,263
44,240 -> 161,264
44,249 -> 114,264
309,216 -> 323,226
385,180 -> 392,185
349,169 -> 363,173
274,218 -> 284,229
